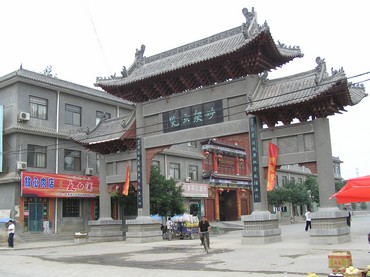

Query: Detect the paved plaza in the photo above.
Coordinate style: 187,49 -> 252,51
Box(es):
1,213 -> 369,277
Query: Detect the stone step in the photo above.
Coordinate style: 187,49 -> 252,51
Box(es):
20,233 -> 75,243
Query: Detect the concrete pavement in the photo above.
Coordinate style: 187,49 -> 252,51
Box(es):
0,213 -> 369,277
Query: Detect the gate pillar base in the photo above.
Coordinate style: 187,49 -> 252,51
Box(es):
241,211 -> 282,244
309,208 -> 351,244
125,216 -> 162,243
88,218 -> 123,242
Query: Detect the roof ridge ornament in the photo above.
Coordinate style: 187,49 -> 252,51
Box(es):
241,7 -> 258,39
314,56 -> 327,84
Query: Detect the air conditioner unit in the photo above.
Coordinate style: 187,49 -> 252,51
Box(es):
185,177 -> 191,183
85,168 -> 94,176
16,161 -> 27,171
18,112 -> 30,121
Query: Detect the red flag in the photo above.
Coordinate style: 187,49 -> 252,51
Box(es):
122,164 -> 130,196
267,142 -> 278,191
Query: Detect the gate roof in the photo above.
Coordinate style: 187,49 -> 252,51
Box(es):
94,8 -> 303,103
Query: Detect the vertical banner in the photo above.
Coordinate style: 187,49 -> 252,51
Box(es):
0,105 -> 3,172
136,138 -> 143,208
249,117 -> 261,202
122,164 -> 130,196
267,142 -> 279,191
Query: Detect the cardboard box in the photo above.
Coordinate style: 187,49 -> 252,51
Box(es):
328,251 -> 352,268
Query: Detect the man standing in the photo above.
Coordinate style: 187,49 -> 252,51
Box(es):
165,217 -> 173,240
7,220 -> 15,248
198,215 -> 211,248
305,209 -> 311,231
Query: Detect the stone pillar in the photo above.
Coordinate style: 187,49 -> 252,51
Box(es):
241,116 -> 281,244
88,154 -> 123,241
123,103 -> 161,243
310,118 -> 350,244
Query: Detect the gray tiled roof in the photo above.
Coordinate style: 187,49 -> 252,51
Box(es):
0,68 -> 133,106
70,112 -> 135,144
95,25 -> 302,88
246,65 -> 367,113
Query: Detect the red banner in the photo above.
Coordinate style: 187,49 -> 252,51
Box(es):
267,142 -> 278,191
122,164 -> 130,196
21,172 -> 99,198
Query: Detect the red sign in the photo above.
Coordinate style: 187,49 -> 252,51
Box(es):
21,172 -> 99,198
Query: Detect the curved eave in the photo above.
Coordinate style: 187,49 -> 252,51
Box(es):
247,77 -> 359,127
96,29 -> 302,103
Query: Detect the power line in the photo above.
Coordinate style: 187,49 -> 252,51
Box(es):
1,71 -> 369,158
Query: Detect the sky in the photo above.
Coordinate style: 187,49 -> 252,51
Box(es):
1,0 -> 369,180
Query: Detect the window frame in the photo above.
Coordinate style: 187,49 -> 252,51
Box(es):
27,144 -> 47,168
65,104 -> 81,126
188,165 -> 198,181
64,149 -> 81,171
62,198 -> 80,217
29,96 -> 48,120
169,162 -> 180,180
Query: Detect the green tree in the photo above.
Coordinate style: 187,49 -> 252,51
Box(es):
41,65 -> 58,78
304,176 -> 319,204
149,166 -> 185,216
335,179 -> 346,192
267,186 -> 288,208
111,184 -> 138,216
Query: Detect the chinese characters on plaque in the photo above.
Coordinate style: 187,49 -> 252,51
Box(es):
163,100 -> 223,133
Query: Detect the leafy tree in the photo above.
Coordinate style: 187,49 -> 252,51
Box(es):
304,176 -> 319,204
335,179 -> 346,192
149,166 -> 185,216
41,65 -> 58,78
267,186 -> 288,208
111,184 -> 137,216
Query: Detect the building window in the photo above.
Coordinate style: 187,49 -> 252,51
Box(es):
96,111 -> 111,125
30,96 -> 48,120
64,149 -> 81,171
188,141 -> 197,148
290,177 -> 295,183
298,178 -> 303,184
62,198 -> 80,217
169,162 -> 180,180
27,144 -> 47,168
188,165 -> 198,181
151,160 -> 160,170
282,176 -> 288,186
65,104 -> 81,126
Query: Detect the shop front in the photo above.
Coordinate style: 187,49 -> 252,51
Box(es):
20,172 -> 99,234
177,182 -> 209,219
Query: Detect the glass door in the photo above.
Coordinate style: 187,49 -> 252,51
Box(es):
28,203 -> 43,232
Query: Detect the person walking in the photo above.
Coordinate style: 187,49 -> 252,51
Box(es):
344,207 -> 351,227
304,209 -> 311,231
198,215 -> 211,248
7,220 -> 15,248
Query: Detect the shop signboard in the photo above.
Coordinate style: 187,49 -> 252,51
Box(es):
178,183 -> 209,198
21,172 -> 99,198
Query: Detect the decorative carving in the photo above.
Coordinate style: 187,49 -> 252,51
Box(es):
242,7 -> 257,39
134,44 -> 146,66
121,66 -> 128,77
259,70 -> 268,82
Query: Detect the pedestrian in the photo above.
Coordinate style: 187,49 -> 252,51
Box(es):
165,217 -> 173,240
198,215 -> 211,248
344,207 -> 351,227
304,209 -> 311,231
7,220 -> 15,248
